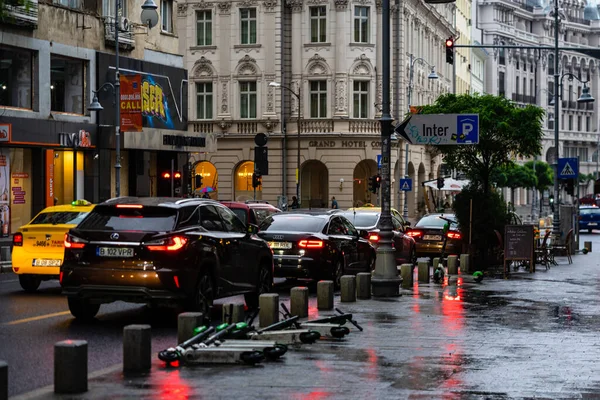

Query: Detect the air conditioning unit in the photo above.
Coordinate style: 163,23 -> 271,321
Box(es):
119,17 -> 130,32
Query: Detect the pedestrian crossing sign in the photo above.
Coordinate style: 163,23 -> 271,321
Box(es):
557,157 -> 579,179
399,178 -> 412,192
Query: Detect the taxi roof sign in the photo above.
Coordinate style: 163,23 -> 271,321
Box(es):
71,199 -> 92,206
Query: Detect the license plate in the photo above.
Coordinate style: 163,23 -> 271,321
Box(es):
97,247 -> 134,257
32,259 -> 61,267
588,222 -> 597,226
268,242 -> 292,249
423,235 -> 442,241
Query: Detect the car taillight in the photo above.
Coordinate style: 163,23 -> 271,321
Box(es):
13,233 -> 23,246
59,271 -> 64,284
406,230 -> 423,238
447,231 -> 462,240
298,240 -> 324,248
64,233 -> 86,249
368,232 -> 380,242
146,236 -> 188,251
116,204 -> 143,209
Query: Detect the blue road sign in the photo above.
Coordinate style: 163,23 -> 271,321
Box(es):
557,157 -> 579,179
377,154 -> 382,169
395,114 -> 479,145
399,178 -> 412,192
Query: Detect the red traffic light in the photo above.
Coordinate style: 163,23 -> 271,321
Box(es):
162,172 -> 171,179
174,172 -> 182,179
445,38 -> 454,47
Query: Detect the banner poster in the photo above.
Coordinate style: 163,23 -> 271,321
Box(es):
120,74 -> 143,132
0,148 -> 10,237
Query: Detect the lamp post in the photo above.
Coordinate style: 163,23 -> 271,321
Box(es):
270,81 -> 301,207
88,0 -> 158,198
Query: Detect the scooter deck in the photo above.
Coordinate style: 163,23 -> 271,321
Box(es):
182,347 -> 264,365
300,322 -> 353,336
249,329 -> 318,345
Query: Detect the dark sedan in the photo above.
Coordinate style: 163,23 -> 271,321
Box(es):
257,211 -> 376,288
337,210 -> 416,266
60,197 -> 274,320
406,213 -> 463,258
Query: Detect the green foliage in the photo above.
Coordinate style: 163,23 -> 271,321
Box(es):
524,160 -> 553,192
493,162 -> 537,190
579,173 -> 595,184
418,93 -> 545,194
0,0 -> 31,20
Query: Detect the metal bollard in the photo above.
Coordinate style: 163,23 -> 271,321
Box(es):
317,281 -> 334,309
400,264 -> 413,289
584,241 -> 592,252
54,340 -> 88,394
0,360 -> 7,400
356,273 -> 371,299
340,275 -> 356,302
222,302 -> 245,324
447,255 -> 458,275
259,293 -> 279,328
123,325 -> 151,373
417,260 -> 429,283
290,287 -> 309,317
178,312 -> 205,344
460,254 -> 470,274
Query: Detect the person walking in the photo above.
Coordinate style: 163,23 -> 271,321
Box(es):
290,196 -> 299,209
331,196 -> 338,209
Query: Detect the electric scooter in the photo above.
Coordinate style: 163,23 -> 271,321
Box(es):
433,216 -> 455,284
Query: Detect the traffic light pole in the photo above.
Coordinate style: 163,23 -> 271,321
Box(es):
170,159 -> 175,198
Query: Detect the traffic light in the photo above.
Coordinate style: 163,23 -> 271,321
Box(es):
368,175 -> 381,193
565,179 -> 574,196
549,194 -> 555,212
195,174 -> 203,188
161,171 -> 171,179
437,177 -> 445,189
252,172 -> 262,188
173,171 -> 182,194
445,37 -> 454,65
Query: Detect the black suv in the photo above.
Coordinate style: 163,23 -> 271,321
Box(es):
60,197 -> 274,320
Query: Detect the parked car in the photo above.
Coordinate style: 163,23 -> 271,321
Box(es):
257,211 -> 376,288
337,209 -> 416,266
406,213 -> 462,258
11,200 -> 95,292
347,206 -> 411,227
221,200 -> 281,228
579,205 -> 600,232
60,197 -> 274,320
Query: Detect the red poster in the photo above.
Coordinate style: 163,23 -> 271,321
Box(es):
46,149 -> 55,207
120,74 -> 143,132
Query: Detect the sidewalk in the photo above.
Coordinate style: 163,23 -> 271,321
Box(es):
12,252 -> 600,399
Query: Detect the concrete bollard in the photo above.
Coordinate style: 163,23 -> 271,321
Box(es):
340,275 -> 357,302
584,241 -> 593,252
400,264 -> 414,289
447,255 -> 458,275
54,340 -> 88,394
0,360 -> 7,400
177,312 -> 205,344
460,254 -> 470,274
222,302 -> 245,324
417,260 -> 429,283
356,273 -> 371,299
259,293 -> 279,327
123,325 -> 151,373
290,287 -> 310,317
317,281 -> 334,309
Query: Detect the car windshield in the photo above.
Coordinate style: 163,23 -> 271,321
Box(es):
337,212 -> 379,228
254,208 -> 279,225
231,208 -> 248,225
580,208 -> 600,215
260,215 -> 324,232
416,214 -> 458,228
77,206 -> 177,232
30,211 -> 90,225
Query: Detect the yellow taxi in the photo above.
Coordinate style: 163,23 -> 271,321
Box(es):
12,200 -> 94,292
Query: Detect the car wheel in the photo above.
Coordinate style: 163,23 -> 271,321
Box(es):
67,297 -> 101,320
245,262 -> 272,310
19,275 -> 41,292
192,269 -> 215,316
332,259 -> 344,290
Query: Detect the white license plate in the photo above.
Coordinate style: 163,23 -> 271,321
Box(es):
32,259 -> 61,267
423,235 -> 442,241
97,247 -> 134,258
268,242 -> 292,249
588,222 -> 597,226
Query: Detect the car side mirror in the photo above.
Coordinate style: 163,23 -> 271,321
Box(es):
247,224 -> 259,235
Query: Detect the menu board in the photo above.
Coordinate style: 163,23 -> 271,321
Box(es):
504,225 -> 534,261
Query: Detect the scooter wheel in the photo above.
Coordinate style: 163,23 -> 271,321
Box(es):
330,326 -> 350,338
299,331 -> 321,344
158,350 -> 180,363
240,351 -> 265,365
263,345 -> 287,360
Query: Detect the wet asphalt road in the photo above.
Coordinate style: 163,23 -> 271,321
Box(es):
3,232 -> 600,399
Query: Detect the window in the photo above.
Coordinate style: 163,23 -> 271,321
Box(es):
0,47 -> 33,109
51,55 -> 85,114
240,8 -> 257,45
161,0 -> 173,33
78,206 -> 177,232
196,82 -> 213,119
196,11 -> 212,46
103,0 -> 126,17
310,80 -> 327,118
568,115 -> 573,130
353,81 -> 369,118
240,81 -> 257,119
586,116 -> 591,132
53,0 -> 81,9
353,7 -> 369,43
577,116 -> 582,132
548,54 -> 555,75
217,206 -> 246,233
498,71 -> 505,97
310,6 -> 327,43
499,48 -> 505,65
327,218 -> 347,235
199,205 -> 225,231
178,206 -> 200,228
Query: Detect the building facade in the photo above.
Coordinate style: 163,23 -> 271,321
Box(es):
455,0 -> 472,94
179,0 -> 455,215
477,0 -> 600,206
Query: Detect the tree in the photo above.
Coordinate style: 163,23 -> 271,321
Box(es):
418,94 -> 545,196
524,160 -> 553,214
493,163 -> 537,206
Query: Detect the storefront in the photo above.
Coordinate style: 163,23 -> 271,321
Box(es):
0,118 -> 97,236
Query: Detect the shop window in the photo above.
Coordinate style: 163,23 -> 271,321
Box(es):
193,161 -> 217,197
161,0 -> 173,33
0,46 -> 34,110
0,148 -> 32,236
235,161 -> 260,201
196,10 -> 213,46
51,55 -> 86,114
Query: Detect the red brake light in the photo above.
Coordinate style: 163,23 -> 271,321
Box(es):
406,230 -> 423,238
64,233 -> 86,249
13,233 -> 23,246
447,231 -> 461,240
59,271 -> 64,284
146,236 -> 188,251
368,232 -> 380,242
173,275 -> 180,288
298,240 -> 324,248
116,204 -> 143,209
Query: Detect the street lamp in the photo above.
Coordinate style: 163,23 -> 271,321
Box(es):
88,0 -> 158,198
270,81 -> 302,206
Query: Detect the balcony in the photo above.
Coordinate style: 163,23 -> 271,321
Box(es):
511,0 -> 533,11
103,16 -> 135,51
2,0 -> 38,28
348,120 -> 379,134
569,16 -> 591,26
